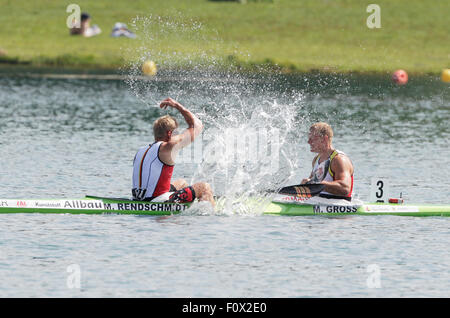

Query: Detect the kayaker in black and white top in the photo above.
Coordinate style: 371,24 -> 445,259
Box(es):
132,98 -> 215,207
301,122 -> 354,201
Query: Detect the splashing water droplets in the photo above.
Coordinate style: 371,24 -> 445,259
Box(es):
123,14 -> 308,215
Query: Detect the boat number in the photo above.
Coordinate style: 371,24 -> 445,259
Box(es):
132,188 -> 147,201
375,180 -> 384,198
370,177 -> 389,202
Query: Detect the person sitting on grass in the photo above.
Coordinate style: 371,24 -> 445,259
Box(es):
70,12 -> 101,37
110,23 -> 136,38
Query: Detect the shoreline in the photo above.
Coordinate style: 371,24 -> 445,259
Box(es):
0,62 -> 443,80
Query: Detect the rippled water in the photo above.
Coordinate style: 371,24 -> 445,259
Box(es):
0,73 -> 449,297
0,214 -> 449,297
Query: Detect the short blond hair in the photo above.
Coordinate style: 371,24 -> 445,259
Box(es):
310,122 -> 333,141
153,115 -> 178,140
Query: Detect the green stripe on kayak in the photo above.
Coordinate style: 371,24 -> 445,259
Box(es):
0,197 -> 449,217
0,198 -> 189,215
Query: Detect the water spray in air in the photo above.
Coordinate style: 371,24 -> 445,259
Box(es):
122,14 -> 308,215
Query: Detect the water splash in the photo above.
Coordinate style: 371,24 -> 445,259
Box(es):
122,14 -> 309,215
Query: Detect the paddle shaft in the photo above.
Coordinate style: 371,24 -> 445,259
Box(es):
274,183 -> 325,198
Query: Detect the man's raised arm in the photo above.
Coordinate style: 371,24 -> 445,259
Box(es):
159,98 -> 203,149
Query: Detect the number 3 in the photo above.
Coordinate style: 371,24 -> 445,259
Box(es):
376,180 -> 384,198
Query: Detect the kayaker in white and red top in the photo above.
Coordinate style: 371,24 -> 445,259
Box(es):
301,122 -> 354,201
132,98 -> 215,206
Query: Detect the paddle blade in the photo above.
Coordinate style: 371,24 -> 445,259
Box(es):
277,184 -> 325,198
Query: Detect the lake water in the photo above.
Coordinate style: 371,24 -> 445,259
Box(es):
0,71 -> 449,297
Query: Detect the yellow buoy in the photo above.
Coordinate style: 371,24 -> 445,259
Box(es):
441,69 -> 450,83
142,60 -> 157,76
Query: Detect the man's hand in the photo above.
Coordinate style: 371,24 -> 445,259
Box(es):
301,178 -> 311,184
158,98 -> 203,160
159,98 -> 181,110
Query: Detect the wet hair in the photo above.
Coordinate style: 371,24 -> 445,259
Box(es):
310,122 -> 333,141
153,115 -> 178,140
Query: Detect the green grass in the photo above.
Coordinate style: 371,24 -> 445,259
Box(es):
0,0 -> 448,74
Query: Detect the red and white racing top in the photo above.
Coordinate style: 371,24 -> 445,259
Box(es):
132,142 -> 174,200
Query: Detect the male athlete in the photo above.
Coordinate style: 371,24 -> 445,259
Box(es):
301,122 -> 354,200
132,98 -> 215,206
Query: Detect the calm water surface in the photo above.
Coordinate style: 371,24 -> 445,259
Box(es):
0,72 -> 448,297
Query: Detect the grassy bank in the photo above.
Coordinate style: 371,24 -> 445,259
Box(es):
0,0 -> 448,74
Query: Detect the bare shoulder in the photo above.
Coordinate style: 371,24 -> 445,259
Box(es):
158,141 -> 175,165
332,153 -> 354,173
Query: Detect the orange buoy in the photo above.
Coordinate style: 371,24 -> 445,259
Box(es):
392,69 -> 408,85
441,69 -> 450,83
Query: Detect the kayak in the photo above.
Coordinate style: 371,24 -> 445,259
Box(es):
0,196 -> 190,215
0,195 -> 449,217
265,200 -> 450,217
